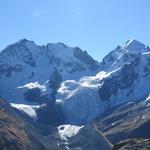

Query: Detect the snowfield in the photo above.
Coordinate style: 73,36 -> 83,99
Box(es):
11,103 -> 40,119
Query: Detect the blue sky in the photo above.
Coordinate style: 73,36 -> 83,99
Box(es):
0,0 -> 150,61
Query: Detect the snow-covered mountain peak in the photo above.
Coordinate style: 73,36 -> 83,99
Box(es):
46,42 -> 70,49
2,38 -> 39,57
19,38 -> 35,44
122,39 -> 146,52
46,42 -> 74,62
102,39 -> 149,70
10,39 -> 38,52
0,39 -> 100,103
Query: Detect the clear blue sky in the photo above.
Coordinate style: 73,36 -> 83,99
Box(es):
0,0 -> 150,61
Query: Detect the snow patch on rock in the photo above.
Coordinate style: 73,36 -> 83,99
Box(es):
11,103 -> 40,119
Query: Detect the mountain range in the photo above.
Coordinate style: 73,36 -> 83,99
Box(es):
0,39 -> 150,150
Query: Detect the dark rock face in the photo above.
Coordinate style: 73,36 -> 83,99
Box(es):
48,70 -> 62,100
24,88 -> 41,103
0,64 -> 13,77
98,63 -> 137,101
64,61 -> 86,73
119,64 -> 137,89
74,47 -> 99,70
13,64 -> 23,72
0,64 -> 23,78
98,77 -> 118,101
36,70 -> 64,126
113,139 -> 150,150
24,88 -> 48,104
36,103 -> 65,126
130,120 -> 150,138
49,71 -> 62,91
